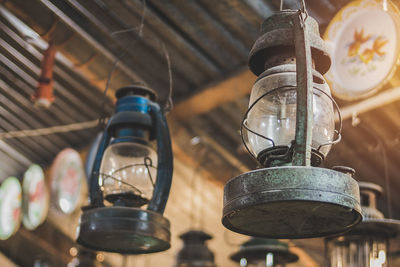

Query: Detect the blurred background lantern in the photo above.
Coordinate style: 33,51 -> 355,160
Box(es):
230,238 -> 298,267
77,83 -> 173,254
175,230 -> 217,267
325,182 -> 400,267
222,5 -> 362,239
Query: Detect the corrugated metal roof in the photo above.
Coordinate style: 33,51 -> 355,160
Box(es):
1,0 -> 400,263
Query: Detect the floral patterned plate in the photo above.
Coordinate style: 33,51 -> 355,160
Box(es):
0,177 -> 22,240
324,0 -> 400,100
22,164 -> 49,230
50,148 -> 84,214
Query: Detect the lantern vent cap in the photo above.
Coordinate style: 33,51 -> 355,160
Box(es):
116,83 -> 158,102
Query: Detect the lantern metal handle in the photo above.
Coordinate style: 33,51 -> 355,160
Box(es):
88,130 -> 109,206
147,102 -> 173,214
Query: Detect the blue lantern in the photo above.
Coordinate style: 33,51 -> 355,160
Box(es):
77,84 -> 173,254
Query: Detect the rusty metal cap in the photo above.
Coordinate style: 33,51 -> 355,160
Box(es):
116,83 -> 158,102
248,10 -> 331,76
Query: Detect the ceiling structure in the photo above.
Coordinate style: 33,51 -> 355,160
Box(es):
0,0 -> 400,265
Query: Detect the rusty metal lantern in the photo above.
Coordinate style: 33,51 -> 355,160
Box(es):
325,182 -> 400,267
230,238 -> 298,267
222,8 -> 362,239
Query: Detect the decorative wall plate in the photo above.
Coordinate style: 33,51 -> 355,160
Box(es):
50,148 -> 84,214
22,164 -> 49,230
0,177 -> 22,240
324,0 -> 400,100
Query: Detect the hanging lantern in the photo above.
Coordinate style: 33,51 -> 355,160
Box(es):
230,238 -> 298,267
175,230 -> 217,267
77,84 -> 173,254
222,8 -> 362,239
325,182 -> 400,267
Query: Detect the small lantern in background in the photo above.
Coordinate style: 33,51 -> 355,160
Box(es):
325,182 -> 400,267
175,230 -> 217,267
77,84 -> 173,254
222,7 -> 362,239
32,41 -> 56,108
230,238 -> 298,267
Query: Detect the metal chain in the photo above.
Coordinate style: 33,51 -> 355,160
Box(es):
0,119 -> 101,139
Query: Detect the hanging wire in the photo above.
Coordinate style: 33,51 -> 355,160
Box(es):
107,0 -> 173,114
0,0 -> 173,139
0,119 -> 100,139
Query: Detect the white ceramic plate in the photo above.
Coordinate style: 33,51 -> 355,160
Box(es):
0,177 -> 22,240
50,148 -> 84,214
324,0 -> 400,100
22,164 -> 49,230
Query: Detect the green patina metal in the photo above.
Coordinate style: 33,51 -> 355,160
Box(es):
222,166 -> 362,238
292,11 -> 313,167
222,10 -> 362,239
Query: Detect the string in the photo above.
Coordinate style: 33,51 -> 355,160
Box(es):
107,0 -> 173,113
0,119 -> 100,139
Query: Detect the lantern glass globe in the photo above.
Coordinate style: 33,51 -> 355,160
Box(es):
244,72 -> 335,161
99,141 -> 157,206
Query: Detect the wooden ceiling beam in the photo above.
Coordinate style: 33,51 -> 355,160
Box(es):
170,69 -> 254,121
337,87 -> 400,122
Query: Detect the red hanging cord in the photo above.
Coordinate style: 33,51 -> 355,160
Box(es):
32,41 -> 57,108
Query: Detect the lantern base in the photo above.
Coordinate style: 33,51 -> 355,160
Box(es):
77,206 -> 170,254
222,166 -> 362,239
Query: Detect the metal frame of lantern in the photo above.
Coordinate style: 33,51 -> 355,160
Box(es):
77,84 -> 173,254
230,238 -> 298,267
175,230 -> 217,267
325,182 -> 400,267
222,9 -> 362,239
